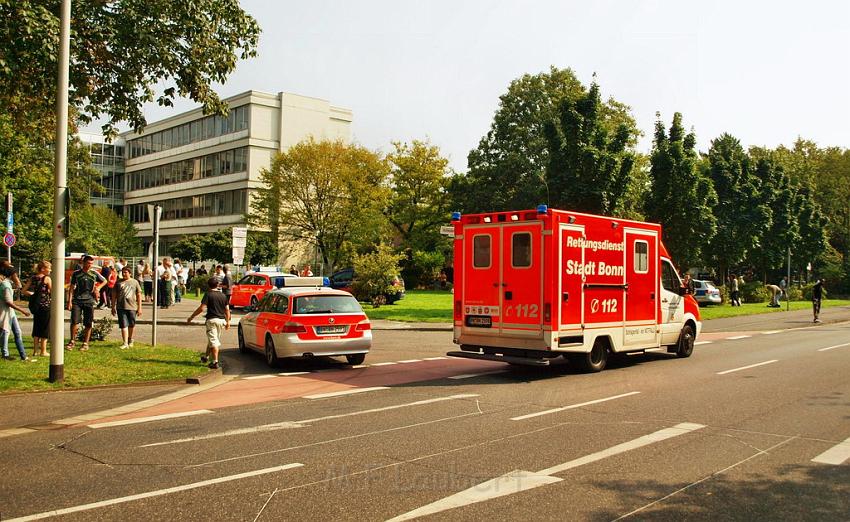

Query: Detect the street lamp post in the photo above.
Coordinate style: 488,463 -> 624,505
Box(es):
49,0 -> 71,383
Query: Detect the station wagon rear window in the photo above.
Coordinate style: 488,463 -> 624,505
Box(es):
473,235 -> 491,268
294,295 -> 362,314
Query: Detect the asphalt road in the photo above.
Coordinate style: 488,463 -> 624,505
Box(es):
1,319 -> 848,521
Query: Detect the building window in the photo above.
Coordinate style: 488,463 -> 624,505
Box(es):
126,147 -> 248,192
125,189 -> 247,223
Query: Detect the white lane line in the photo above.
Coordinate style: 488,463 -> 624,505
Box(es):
371,362 -> 398,366
0,428 -> 35,439
278,371 -> 310,376
762,330 -> 782,335
511,391 -> 641,421
141,394 -> 480,448
818,342 -> 850,352
351,365 -> 368,369
645,348 -> 664,352
88,410 -> 213,429
387,423 -> 705,521
812,436 -> 850,465
423,356 -> 448,361
303,386 -> 389,399
694,341 -> 712,346
4,463 -> 304,522
398,359 -> 422,364
243,375 -> 277,380
726,335 -> 751,340
716,359 -> 778,375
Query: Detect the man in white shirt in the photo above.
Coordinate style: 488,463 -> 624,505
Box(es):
173,258 -> 185,303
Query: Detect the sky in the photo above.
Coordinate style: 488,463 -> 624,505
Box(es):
116,0 -> 850,172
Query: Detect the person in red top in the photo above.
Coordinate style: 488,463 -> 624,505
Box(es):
300,264 -> 313,277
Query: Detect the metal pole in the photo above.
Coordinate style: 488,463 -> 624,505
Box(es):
49,0 -> 71,383
5,193 -> 11,263
786,246 -> 791,312
151,206 -> 160,346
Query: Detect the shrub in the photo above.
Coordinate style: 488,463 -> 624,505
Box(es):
352,245 -> 405,307
77,316 -> 113,342
402,250 -> 445,289
786,286 -> 803,301
190,274 -> 211,293
740,282 -> 770,303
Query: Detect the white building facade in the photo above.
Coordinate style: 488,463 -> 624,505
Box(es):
119,91 -> 352,254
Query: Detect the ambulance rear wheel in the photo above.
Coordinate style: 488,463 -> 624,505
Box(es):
580,338 -> 608,373
676,324 -> 694,358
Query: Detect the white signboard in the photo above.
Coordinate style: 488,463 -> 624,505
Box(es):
232,227 -> 248,239
232,236 -> 247,248
440,225 -> 455,237
232,246 -> 245,265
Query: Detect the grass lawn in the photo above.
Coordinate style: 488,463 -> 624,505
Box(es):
363,290 -> 850,324
698,299 -> 850,320
0,340 -> 209,394
364,290 -> 453,322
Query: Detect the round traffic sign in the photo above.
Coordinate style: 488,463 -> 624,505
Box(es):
3,232 -> 15,247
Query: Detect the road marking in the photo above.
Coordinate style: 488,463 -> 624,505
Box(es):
278,371 -> 310,376
351,364 -> 368,369
817,342 -> 850,352
243,375 -> 276,380
141,394 -> 480,448
88,410 -> 213,429
762,330 -> 782,335
811,436 -> 850,465
4,463 -> 304,522
726,335 -> 751,340
423,356 -> 448,360
398,359 -> 422,363
303,386 -> 389,399
511,392 -> 641,421
448,372 -> 503,380
371,362 -> 398,366
716,359 -> 778,375
694,341 -> 712,346
0,427 -> 35,439
387,423 -> 705,521
645,348 -> 664,352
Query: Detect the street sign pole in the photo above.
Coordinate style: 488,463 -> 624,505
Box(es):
149,204 -> 162,347
49,0 -> 71,383
5,193 -> 11,263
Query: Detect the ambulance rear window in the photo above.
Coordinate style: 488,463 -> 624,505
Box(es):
634,241 -> 648,273
512,232 -> 532,268
473,235 -> 491,268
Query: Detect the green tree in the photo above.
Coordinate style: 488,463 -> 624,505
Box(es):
645,113 -> 717,268
351,244 -> 405,306
169,235 -> 205,264
245,232 -> 278,266
66,205 -> 142,257
0,0 -> 260,136
451,67 -> 640,213
252,139 -> 391,271
385,140 -> 451,251
544,80 -> 639,215
705,134 -> 771,279
747,157 -> 798,277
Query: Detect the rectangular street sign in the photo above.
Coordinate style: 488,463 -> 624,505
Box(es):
440,225 -> 454,237
232,227 -> 248,239
232,236 -> 247,248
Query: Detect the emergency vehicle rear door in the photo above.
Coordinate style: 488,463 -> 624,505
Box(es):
558,224 -> 585,333
624,229 -> 659,348
462,225 -> 502,331
499,222 -> 544,337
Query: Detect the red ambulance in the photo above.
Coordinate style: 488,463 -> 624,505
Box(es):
448,206 -> 700,372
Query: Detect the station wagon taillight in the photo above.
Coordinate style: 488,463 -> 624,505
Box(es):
356,321 -> 371,331
282,322 -> 306,333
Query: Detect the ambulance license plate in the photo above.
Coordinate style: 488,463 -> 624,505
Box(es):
466,316 -> 492,328
317,325 -> 347,334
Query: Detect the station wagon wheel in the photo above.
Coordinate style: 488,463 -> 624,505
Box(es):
346,353 -> 366,365
580,338 -> 608,373
237,325 -> 248,354
676,324 -> 694,358
265,335 -> 279,368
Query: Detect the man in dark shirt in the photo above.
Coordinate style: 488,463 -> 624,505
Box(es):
187,278 -> 230,369
812,279 -> 824,323
67,255 -> 107,351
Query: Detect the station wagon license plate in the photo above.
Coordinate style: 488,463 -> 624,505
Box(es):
465,315 -> 492,328
316,325 -> 347,334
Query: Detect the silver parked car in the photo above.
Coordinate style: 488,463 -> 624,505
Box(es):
692,279 -> 722,305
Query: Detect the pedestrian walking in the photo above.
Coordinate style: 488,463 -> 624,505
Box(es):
98,260 -> 116,309
173,258 -> 185,303
67,255 -> 107,351
187,278 -> 230,369
156,257 -> 177,308
812,278 -> 824,323
142,261 -> 153,302
136,258 -> 145,284
729,274 -> 741,306
0,265 -> 32,361
222,264 -> 233,305
112,267 -> 142,349
21,260 -> 52,357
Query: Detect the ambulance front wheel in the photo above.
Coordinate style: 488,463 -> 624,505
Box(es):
578,338 -> 608,372
676,324 -> 695,358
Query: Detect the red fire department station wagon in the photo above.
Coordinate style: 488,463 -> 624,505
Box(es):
448,206 -> 700,372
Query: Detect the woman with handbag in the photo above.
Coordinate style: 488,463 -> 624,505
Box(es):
22,261 -> 52,357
